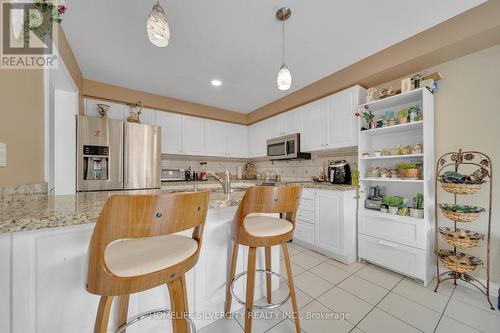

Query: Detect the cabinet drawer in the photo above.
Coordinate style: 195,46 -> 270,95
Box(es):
293,222 -> 314,244
300,189 -> 314,200
298,198 -> 314,211
359,210 -> 426,249
358,234 -> 425,280
297,210 -> 314,224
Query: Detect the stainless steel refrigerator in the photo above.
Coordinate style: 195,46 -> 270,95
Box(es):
77,115 -> 161,191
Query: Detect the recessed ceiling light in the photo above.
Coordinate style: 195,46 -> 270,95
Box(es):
211,79 -> 222,87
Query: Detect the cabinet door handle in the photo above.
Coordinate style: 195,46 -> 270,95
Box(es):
378,240 -> 398,248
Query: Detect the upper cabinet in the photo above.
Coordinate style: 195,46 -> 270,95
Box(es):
139,107 -> 157,126
204,119 -> 228,156
325,87 -> 362,148
300,99 -> 327,151
84,98 -> 125,120
204,120 -> 248,158
182,115 -> 205,155
301,86 -> 366,152
226,123 -> 248,158
284,108 -> 301,135
156,111 -> 183,154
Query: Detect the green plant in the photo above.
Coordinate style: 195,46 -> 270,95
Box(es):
382,196 -> 404,208
413,193 -> 424,209
396,162 -> 420,170
361,110 -> 375,124
398,108 -> 409,118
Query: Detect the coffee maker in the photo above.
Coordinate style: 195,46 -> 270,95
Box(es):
328,160 -> 351,184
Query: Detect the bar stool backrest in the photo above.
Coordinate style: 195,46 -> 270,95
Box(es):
233,185 -> 302,246
86,191 -> 209,296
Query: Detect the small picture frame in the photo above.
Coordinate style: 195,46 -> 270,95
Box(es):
401,78 -> 412,92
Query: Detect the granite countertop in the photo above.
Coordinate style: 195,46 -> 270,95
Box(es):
0,181 -> 357,234
0,189 -> 245,234
299,182 -> 359,191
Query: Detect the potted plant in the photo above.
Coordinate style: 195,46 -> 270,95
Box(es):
397,162 -> 422,179
398,108 -> 409,124
361,109 -> 376,129
382,196 -> 404,215
410,193 -> 424,218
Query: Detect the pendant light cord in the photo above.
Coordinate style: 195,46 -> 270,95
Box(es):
282,14 -> 285,65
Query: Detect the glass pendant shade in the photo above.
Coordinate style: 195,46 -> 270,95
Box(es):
277,64 -> 292,91
147,2 -> 170,47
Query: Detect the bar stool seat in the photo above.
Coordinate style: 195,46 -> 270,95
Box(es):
243,216 -> 293,237
104,234 -> 198,278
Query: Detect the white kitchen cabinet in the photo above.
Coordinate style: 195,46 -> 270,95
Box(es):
139,107 -> 157,126
268,113 -> 285,137
300,86 -> 365,152
292,189 -> 357,264
315,190 -> 342,254
300,99 -> 326,152
156,111 -> 182,154
182,115 -> 205,155
325,86 -> 362,148
85,98 -> 125,120
204,119 -> 227,156
284,108 -> 301,135
204,120 -> 248,158
226,123 -> 248,158
248,122 -> 267,158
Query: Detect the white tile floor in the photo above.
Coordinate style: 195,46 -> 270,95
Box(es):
199,242 -> 499,333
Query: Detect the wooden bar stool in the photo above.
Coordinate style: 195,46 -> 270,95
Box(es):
86,191 -> 209,333
224,185 -> 302,333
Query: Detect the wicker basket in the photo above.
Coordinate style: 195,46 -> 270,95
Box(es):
440,182 -> 481,195
439,227 -> 484,248
436,249 -> 482,274
439,204 -> 484,223
399,168 -> 421,179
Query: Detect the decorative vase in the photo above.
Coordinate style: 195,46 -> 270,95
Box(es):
388,207 -> 399,215
410,208 -> 424,218
97,104 -> 109,118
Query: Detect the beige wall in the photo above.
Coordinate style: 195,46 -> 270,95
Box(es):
373,45 -> 500,284
0,70 -> 45,186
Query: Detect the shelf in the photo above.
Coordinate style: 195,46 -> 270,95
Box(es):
361,178 -> 423,183
360,121 -> 423,136
360,154 -> 423,160
359,88 -> 428,112
360,208 -> 425,222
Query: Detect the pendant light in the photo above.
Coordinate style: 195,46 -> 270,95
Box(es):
147,1 -> 170,47
276,7 -> 292,91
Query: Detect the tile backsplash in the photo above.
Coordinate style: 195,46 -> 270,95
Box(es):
162,147 -> 358,181
253,147 -> 358,182
161,155 -> 247,177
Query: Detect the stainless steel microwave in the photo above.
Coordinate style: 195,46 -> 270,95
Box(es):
266,133 -> 311,160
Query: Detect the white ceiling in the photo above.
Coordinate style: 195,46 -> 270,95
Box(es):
63,0 -> 484,113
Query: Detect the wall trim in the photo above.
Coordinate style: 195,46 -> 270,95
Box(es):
82,79 -> 247,125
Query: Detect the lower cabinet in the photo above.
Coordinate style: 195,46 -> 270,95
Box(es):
358,209 -> 433,285
292,189 -> 357,264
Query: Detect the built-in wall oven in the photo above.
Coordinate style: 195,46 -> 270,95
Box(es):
266,133 -> 311,160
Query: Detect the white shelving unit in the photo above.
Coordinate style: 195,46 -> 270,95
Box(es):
357,88 -> 435,286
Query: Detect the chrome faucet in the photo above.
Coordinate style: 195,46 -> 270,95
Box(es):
208,168 -> 231,194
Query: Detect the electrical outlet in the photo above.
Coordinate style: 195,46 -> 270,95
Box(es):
0,143 -> 6,167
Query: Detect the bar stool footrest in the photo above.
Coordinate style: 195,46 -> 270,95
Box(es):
116,308 -> 196,333
230,269 -> 290,310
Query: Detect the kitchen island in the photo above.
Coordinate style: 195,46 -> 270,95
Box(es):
0,188 -> 280,333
